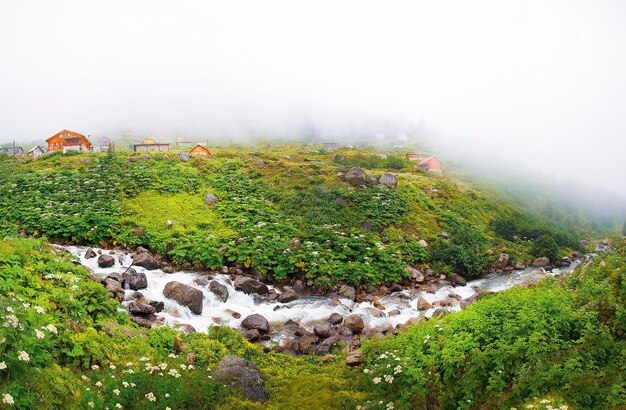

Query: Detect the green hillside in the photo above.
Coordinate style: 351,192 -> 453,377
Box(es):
0,145 -> 612,286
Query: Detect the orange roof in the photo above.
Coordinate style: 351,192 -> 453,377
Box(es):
46,129 -> 87,143
417,156 -> 435,166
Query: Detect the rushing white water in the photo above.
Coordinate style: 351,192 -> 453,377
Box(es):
61,246 -> 578,339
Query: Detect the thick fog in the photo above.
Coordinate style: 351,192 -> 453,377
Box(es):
1,0 -> 625,199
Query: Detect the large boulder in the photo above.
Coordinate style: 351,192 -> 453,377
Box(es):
313,323 -> 333,339
234,276 -> 269,295
123,268 -> 148,290
214,356 -> 266,402
416,296 -> 432,310
532,257 -> 550,268
450,273 -> 467,286
514,261 -> 526,270
344,167 -> 366,187
205,193 -> 218,206
327,313 -> 343,325
406,266 -> 424,282
344,314 -> 365,334
379,173 -> 398,188
495,253 -> 510,270
85,248 -> 97,259
133,252 -> 159,270
209,281 -> 229,303
338,285 -> 356,301
241,314 -> 270,334
163,281 -> 204,315
276,289 -> 299,303
103,278 -> 122,294
127,300 -> 156,316
97,254 -> 115,268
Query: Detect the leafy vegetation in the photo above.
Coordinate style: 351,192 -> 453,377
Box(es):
0,238 -> 366,409
360,239 -> 626,409
0,145 -> 609,284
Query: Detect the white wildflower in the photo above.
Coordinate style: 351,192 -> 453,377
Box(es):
145,392 -> 156,402
35,329 -> 45,339
45,324 -> 58,334
0,362 -> 6,370
17,351 -> 29,362
373,377 -> 382,384
2,393 -> 14,405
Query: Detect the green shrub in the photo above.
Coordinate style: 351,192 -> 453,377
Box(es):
531,233 -> 560,262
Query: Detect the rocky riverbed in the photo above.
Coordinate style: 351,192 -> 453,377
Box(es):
60,245 -> 585,357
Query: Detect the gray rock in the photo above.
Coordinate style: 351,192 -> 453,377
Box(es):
441,231 -> 449,239
327,313 -> 343,325
416,296 -> 432,310
241,314 -> 270,334
177,153 -> 190,162
532,257 -> 550,267
103,278 -> 122,294
214,356 -> 266,402
406,266 -> 424,282
85,248 -> 97,259
313,323 -> 332,338
149,300 -> 164,312
450,273 -> 467,286
338,285 -> 356,301
163,281 -> 204,315
97,254 -> 115,268
495,253 -> 510,270
418,239 -> 428,248
345,350 -> 363,366
234,276 -> 269,295
209,281 -> 229,303
276,289 -> 299,303
133,252 -> 159,270
344,167 -> 366,186
123,268 -> 148,290
379,173 -> 398,188
344,314 -> 364,334
127,300 -> 156,316
514,261 -> 526,270
205,193 -> 218,206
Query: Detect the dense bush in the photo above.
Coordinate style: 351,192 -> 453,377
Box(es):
429,226 -> 488,276
531,233 -> 560,262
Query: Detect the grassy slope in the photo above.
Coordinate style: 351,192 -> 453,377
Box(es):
0,145 -> 607,284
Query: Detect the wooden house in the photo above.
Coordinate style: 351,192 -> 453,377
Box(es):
0,146 -> 24,156
417,156 -> 443,175
189,144 -> 212,157
405,153 -> 426,161
27,145 -> 47,158
132,142 -> 171,152
46,130 -> 92,153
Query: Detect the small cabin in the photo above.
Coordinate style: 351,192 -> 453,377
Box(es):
0,146 -> 24,156
133,143 -> 171,152
189,144 -> 212,157
27,145 -> 47,158
417,156 -> 443,175
46,130 -> 91,153
405,153 -> 426,161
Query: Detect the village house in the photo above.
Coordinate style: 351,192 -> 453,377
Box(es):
0,146 -> 24,156
132,138 -> 171,152
189,144 -> 212,157
27,145 -> 47,158
405,152 -> 427,161
176,136 -> 192,147
46,130 -> 92,153
417,156 -> 443,175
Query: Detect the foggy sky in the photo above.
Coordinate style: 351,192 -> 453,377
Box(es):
1,0 -> 625,197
